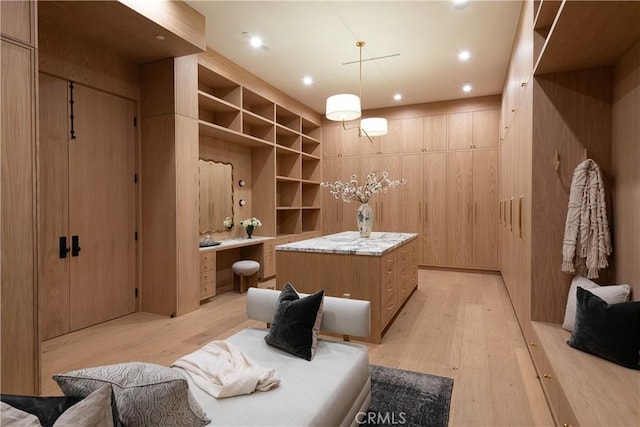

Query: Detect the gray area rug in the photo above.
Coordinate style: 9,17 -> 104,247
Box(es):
365,365 -> 454,427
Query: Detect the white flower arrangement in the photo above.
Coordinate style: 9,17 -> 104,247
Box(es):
223,216 -> 234,230
321,171 -> 407,204
240,217 -> 262,228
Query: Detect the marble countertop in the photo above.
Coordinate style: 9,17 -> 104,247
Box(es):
275,231 -> 417,256
199,235 -> 273,253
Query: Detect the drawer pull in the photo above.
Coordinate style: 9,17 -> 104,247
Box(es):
543,373 -> 552,379
530,342 -> 537,347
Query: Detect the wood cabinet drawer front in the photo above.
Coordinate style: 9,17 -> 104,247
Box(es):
200,270 -> 215,285
529,343 -> 578,427
383,281 -> 397,306
381,299 -> 397,326
200,283 -> 215,299
200,253 -> 215,272
383,253 -> 396,273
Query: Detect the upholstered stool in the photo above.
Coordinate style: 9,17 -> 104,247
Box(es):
232,260 -> 260,293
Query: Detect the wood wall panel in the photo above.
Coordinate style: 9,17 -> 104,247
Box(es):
1,38 -> 38,394
446,151 -> 474,266
472,150 -> 498,269
423,152 -> 447,265
1,0 -> 35,45
38,22 -> 140,101
38,74 -> 70,340
141,116 -> 177,315
199,136 -> 253,240
612,39 -> 640,298
38,0 -> 204,64
175,114 -> 200,316
531,67 -> 613,323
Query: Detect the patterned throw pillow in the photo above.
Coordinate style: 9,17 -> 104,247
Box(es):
53,362 -> 209,427
264,282 -> 324,361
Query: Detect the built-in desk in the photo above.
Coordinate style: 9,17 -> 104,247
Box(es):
276,231 -> 419,343
199,236 -> 274,300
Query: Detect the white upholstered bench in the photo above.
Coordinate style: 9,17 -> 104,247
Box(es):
185,287 -> 372,426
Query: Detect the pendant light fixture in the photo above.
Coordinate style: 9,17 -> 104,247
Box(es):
325,41 -> 388,143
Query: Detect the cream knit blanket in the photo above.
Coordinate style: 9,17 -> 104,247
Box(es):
561,159 -> 611,279
172,340 -> 280,398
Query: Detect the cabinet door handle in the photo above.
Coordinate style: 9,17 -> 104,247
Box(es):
474,201 -> 478,225
509,198 -> 513,232
418,202 -> 422,223
468,202 -> 472,225
72,235 -> 81,257
380,202 -> 384,223
519,195 -> 524,240
59,236 -> 70,259
424,202 -> 428,227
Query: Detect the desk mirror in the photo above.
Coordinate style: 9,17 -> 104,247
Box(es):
199,159 -> 234,233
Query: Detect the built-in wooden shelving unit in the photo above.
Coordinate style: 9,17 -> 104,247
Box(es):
197,58 -> 322,237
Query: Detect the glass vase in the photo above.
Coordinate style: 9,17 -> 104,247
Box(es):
356,202 -> 374,238
246,225 -> 254,238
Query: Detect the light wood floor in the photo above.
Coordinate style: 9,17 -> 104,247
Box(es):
41,269 -> 554,426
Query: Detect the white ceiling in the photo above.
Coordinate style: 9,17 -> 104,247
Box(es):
185,1 -> 522,114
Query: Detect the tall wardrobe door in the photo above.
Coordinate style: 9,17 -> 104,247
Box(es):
446,150 -> 473,266
39,74 -> 71,340
472,149 -> 498,268
423,152 -> 447,265
68,84 -> 136,331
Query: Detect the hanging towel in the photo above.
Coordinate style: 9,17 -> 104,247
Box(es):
561,159 -> 612,279
172,340 -> 280,398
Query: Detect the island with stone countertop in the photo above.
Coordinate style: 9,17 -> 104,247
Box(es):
276,231 -> 419,343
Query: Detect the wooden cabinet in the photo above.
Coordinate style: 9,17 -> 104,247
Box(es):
447,112 -> 473,150
199,252 -> 216,300
262,239 -> 276,278
276,234 -> 418,343
1,1 -> 39,395
446,149 -> 498,269
401,152 -> 448,266
323,101 -> 499,270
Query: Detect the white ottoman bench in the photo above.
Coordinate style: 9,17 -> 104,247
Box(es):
232,260 -> 260,293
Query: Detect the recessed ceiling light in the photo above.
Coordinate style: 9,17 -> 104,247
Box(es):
394,93 -> 402,101
462,83 -> 472,93
303,76 -> 313,86
155,35 -> 165,41
250,36 -> 263,48
453,0 -> 469,9
458,50 -> 471,61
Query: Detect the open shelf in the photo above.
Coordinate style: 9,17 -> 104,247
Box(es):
302,118 -> 321,140
276,125 -> 301,151
198,65 -> 241,107
301,208 -> 321,232
302,135 -> 321,157
242,111 -> 274,142
534,1 -> 640,75
276,105 -> 300,133
243,87 -> 274,122
276,151 -> 301,179
277,209 -> 301,236
302,182 -> 320,208
277,179 -> 301,208
199,121 -> 272,148
301,155 -> 320,181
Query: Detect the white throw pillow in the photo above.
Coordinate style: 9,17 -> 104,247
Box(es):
562,275 -> 631,331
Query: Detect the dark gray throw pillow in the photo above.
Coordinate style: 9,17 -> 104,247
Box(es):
264,283 -> 324,361
568,286 -> 640,370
